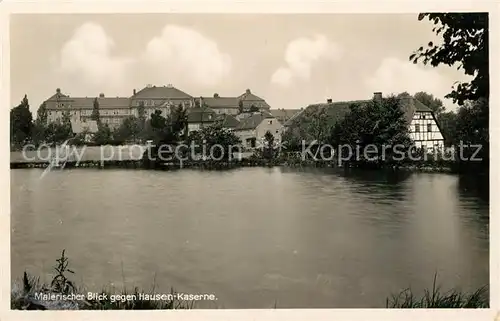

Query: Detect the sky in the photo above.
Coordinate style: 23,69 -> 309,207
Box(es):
10,13 -> 472,115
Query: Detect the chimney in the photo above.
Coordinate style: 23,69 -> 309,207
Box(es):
373,92 -> 383,102
213,93 -> 219,98
133,89 -> 136,95
246,89 -> 251,94
56,88 -> 61,94
99,93 -> 105,98
327,98 -> 333,104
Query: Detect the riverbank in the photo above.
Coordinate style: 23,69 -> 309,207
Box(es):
10,157 -> 457,173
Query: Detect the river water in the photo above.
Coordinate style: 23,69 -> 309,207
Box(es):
10,167 -> 489,308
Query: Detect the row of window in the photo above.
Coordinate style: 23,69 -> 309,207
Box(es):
415,123 -> 433,133
49,110 -> 128,116
135,100 -> 192,107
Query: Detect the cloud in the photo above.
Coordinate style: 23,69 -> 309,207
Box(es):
140,25 -> 232,87
271,35 -> 343,87
55,23 -> 231,95
364,57 -> 456,102
57,22 -> 134,93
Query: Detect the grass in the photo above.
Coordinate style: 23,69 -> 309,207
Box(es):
11,249 -> 193,310
386,273 -> 489,308
11,250 -> 489,309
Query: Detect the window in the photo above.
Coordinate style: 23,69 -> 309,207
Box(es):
422,114 -> 426,119
415,124 -> 420,132
269,120 -> 273,125
427,123 -> 432,132
276,130 -> 279,134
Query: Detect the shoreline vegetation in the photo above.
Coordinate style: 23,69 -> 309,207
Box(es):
12,250 -> 489,310
9,150 -> 485,176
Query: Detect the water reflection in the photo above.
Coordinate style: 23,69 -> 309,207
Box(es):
11,168 -> 489,308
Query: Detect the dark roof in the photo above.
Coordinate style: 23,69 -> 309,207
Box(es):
46,96 -> 130,109
238,91 -> 264,101
270,109 -> 302,122
202,97 -> 239,109
286,96 -> 431,137
413,99 -> 433,112
238,90 -> 271,109
217,114 -> 240,128
46,93 -> 70,101
235,112 -> 275,130
133,85 -> 193,99
187,107 -> 217,123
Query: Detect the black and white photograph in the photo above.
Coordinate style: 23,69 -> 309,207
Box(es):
5,2 -> 494,317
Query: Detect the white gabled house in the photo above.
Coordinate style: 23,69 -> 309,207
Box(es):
397,94 -> 445,151
284,92 -> 446,152
233,111 -> 283,149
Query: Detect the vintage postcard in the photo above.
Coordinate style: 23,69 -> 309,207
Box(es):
1,0 -> 497,320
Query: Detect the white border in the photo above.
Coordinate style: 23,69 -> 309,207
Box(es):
1,1 -> 498,320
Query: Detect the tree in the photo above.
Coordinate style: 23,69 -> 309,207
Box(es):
437,111 -> 457,146
114,116 -> 140,143
414,91 -> 445,115
238,100 -> 244,114
262,130 -> 275,160
45,121 -> 72,145
36,102 -> 48,125
249,105 -> 259,113
10,95 -> 33,147
94,123 -> 112,145
329,96 -> 412,166
186,122 -> 241,160
137,101 -> 146,125
410,13 -> 488,105
307,107 -> 331,144
31,102 -> 49,146
411,13 -> 489,173
91,98 -> 100,124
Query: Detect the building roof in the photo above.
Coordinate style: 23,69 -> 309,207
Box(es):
46,92 -> 70,101
202,97 -> 239,109
238,89 -> 265,101
285,96 -> 431,138
216,114 -> 240,128
187,107 -> 217,123
132,85 -> 193,99
73,97 -> 130,109
45,90 -> 130,109
70,120 -> 98,134
238,89 -> 271,109
235,112 -> 276,130
270,109 -> 302,122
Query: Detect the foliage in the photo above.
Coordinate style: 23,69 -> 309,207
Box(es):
249,105 -> 259,113
36,102 -> 48,125
307,107 -> 332,143
386,274 -> 488,308
94,123 -> 112,145
186,122 -> 241,160
411,13 -> 489,173
137,101 -> 146,124
12,250 -> 192,310
10,95 -> 33,147
262,130 -> 275,159
410,13 -> 488,105
114,116 -> 141,144
455,98 -> 489,145
329,96 -> 412,165
238,100 -> 244,113
91,98 -> 100,123
44,121 -> 72,145
414,91 -> 445,115
50,249 -> 76,294
436,111 -> 457,146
